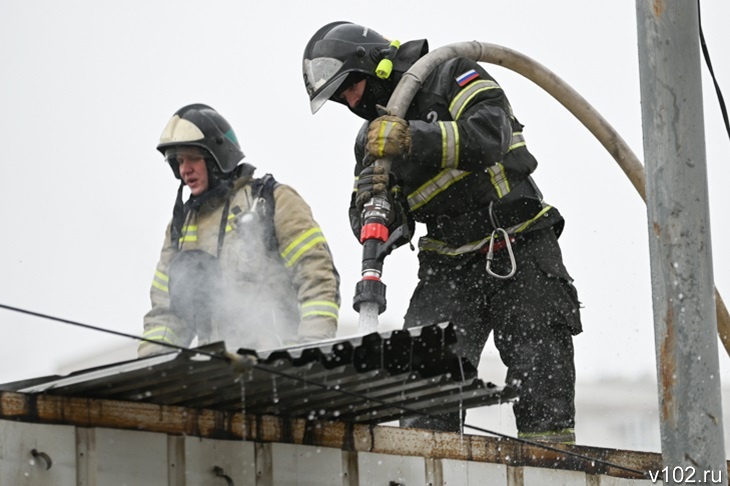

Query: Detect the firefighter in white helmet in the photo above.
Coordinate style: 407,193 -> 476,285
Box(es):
139,103 -> 340,356
303,22 -> 582,444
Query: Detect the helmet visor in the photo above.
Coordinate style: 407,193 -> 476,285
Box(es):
164,146 -> 206,161
304,57 -> 347,114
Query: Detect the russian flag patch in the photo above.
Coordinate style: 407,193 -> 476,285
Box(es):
456,69 -> 479,86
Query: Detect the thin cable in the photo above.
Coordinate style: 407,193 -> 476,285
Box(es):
0,303 -> 227,362
698,0 -> 730,140
0,302 -> 648,478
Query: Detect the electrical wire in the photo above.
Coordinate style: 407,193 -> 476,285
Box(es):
698,0 -> 730,141
0,302 -> 649,479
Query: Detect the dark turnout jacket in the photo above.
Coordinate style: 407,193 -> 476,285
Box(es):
351,42 -> 564,256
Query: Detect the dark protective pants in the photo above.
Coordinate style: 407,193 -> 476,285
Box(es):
401,228 -> 582,434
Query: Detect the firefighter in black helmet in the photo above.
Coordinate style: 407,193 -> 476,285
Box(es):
303,23 -> 582,444
139,103 -> 341,357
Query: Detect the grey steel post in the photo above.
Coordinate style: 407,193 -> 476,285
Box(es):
636,1 -> 726,480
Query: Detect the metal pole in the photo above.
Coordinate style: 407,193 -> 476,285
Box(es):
636,1 -> 726,480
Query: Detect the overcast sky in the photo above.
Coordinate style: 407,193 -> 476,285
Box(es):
1,0 -> 729,450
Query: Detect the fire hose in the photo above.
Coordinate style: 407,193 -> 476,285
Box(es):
353,41 -> 730,356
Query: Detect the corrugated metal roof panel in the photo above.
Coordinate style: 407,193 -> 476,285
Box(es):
2,323 -> 515,424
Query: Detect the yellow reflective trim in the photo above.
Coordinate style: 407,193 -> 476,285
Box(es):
508,132 -> 526,151
518,428 -> 575,443
285,236 -> 327,268
407,169 -> 470,211
152,270 -> 169,293
438,121 -> 459,169
377,120 -> 389,157
440,122 -> 448,167
142,335 -> 175,345
418,205 -> 552,256
449,79 -> 500,120
142,326 -> 178,344
301,301 -> 339,320
302,301 -> 340,310
282,227 -> 321,259
511,205 -> 552,233
302,310 -> 339,320
487,163 -> 510,198
151,280 -> 169,293
179,223 -> 198,243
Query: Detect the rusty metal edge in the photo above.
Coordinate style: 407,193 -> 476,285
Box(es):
2,390 -> 720,479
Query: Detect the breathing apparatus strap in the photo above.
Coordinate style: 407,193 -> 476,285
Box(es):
171,182 -> 186,249
216,198 -> 231,258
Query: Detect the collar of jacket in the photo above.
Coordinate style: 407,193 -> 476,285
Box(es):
392,39 -> 429,77
231,162 -> 257,192
182,163 -> 256,214
193,163 -> 257,210
170,162 -> 258,249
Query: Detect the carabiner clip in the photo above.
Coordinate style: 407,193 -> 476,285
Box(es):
485,228 -> 516,279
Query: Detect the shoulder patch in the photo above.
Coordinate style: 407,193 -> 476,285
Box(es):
455,69 -> 479,86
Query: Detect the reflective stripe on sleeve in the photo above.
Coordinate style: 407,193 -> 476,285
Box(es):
487,163 -> 510,198
151,270 -> 169,293
141,326 -> 178,345
301,300 -> 340,320
508,131 -> 526,151
281,227 -> 327,268
438,121 -> 459,169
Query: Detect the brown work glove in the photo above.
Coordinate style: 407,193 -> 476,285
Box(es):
366,115 -> 411,159
355,164 -> 392,212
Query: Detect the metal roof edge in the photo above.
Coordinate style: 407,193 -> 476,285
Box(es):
0,390 -> 680,480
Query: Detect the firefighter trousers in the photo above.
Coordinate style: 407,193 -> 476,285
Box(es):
401,227 -> 582,434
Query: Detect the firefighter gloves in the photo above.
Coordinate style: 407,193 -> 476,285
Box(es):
366,115 -> 411,159
355,165 -> 391,211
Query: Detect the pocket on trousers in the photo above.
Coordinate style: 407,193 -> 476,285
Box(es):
535,257 -> 583,335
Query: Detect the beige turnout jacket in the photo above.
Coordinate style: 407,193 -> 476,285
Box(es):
139,166 -> 340,356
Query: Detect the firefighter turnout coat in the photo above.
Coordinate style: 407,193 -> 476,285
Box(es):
140,164 -> 340,356
350,43 -> 564,253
